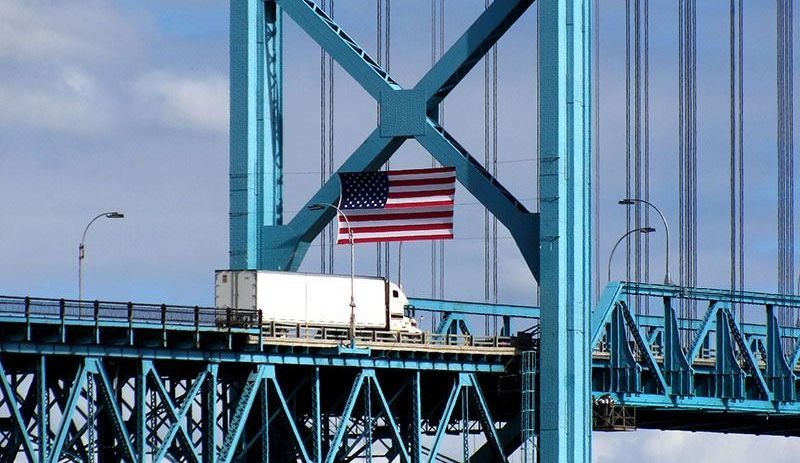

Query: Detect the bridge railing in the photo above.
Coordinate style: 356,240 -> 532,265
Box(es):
258,320 -> 514,348
0,295 -> 259,329
0,295 -> 515,351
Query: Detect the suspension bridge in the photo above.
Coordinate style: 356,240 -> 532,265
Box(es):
2,0 -> 800,462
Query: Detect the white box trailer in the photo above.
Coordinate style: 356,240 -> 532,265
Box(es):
215,270 -> 419,332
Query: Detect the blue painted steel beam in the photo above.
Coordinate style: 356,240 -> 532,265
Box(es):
253,0 -> 539,275
0,343 -> 507,373
368,371 -> 411,463
203,364 -> 219,463
407,298 -> 539,318
90,358 -> 137,462
325,371 -> 366,463
151,366 -> 207,462
416,0 -> 534,108
598,391 -> 800,413
466,374 -> 508,463
417,124 -> 540,278
537,1 -> 592,462
48,361 -> 87,463
411,372 -> 422,463
135,362 -> 147,460
617,282 -> 800,305
220,365 -> 268,463
267,371 -> 312,461
426,376 -> 464,463
37,355 -> 47,463
260,373 -> 269,462
230,0 -> 283,270
766,305 -> 796,402
0,358 -> 37,460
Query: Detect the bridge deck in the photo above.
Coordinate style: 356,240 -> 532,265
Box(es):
0,296 -> 516,362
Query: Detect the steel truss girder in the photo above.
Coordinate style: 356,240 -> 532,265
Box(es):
426,373 -> 508,463
592,283 -> 800,412
0,354 -> 514,462
255,0 -> 540,279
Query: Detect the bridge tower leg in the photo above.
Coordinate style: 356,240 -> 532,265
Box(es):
537,0 -> 592,462
230,0 -> 283,270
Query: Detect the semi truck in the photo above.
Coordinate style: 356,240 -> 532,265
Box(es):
214,270 -> 420,333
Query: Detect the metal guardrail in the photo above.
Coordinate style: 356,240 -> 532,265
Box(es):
260,321 -> 514,348
0,296 -> 516,351
0,295 -> 259,329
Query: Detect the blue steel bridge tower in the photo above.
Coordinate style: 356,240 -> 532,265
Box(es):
229,0 -> 591,462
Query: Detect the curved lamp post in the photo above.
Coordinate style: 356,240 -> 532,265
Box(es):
308,203 -> 356,347
608,227 -> 656,283
79,211 -> 125,302
619,198 -> 672,284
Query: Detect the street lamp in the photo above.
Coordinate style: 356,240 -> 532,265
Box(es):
608,227 -> 656,283
619,198 -> 672,284
308,203 -> 357,347
79,211 -> 125,303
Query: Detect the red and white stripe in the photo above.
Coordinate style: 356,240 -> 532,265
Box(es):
337,167 -> 455,244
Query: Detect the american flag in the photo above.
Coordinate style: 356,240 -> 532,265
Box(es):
336,167 -> 455,244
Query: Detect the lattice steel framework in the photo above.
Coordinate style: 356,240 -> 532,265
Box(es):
228,0 -> 591,461
0,295 -> 525,462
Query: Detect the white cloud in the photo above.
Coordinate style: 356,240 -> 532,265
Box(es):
132,71 -> 228,133
0,66 -> 115,135
0,1 -> 142,63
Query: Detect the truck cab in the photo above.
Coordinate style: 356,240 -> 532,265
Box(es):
387,282 -> 420,333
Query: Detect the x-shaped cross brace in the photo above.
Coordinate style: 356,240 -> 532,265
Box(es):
264,0 -> 540,281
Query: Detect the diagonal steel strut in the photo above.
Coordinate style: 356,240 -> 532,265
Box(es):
262,0 -> 539,279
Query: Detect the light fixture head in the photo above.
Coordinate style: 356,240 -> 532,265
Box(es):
308,204 -> 325,211
618,199 -> 636,206
641,227 -> 656,234
105,212 -> 124,219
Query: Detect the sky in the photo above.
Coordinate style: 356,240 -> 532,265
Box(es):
2,0 -> 800,461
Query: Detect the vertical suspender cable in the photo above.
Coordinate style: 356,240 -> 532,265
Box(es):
738,0 -> 745,324
320,0 -> 328,274
385,0 -> 392,281
484,0 -> 491,335
778,0 -> 786,309
328,0 -> 335,274
777,0 -> 795,326
786,0 -> 797,326
729,0 -> 745,323
431,0 -> 437,302
644,0 -> 651,308
492,25 -> 499,309
625,0 -> 632,285
483,0 -> 499,333
377,0 -> 383,278
375,0 -> 392,281
788,0 -> 795,303
691,0 -> 698,317
634,0 -> 641,294
678,0 -> 699,322
439,0 -> 446,299
677,0 -> 687,339
730,0 -> 737,312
